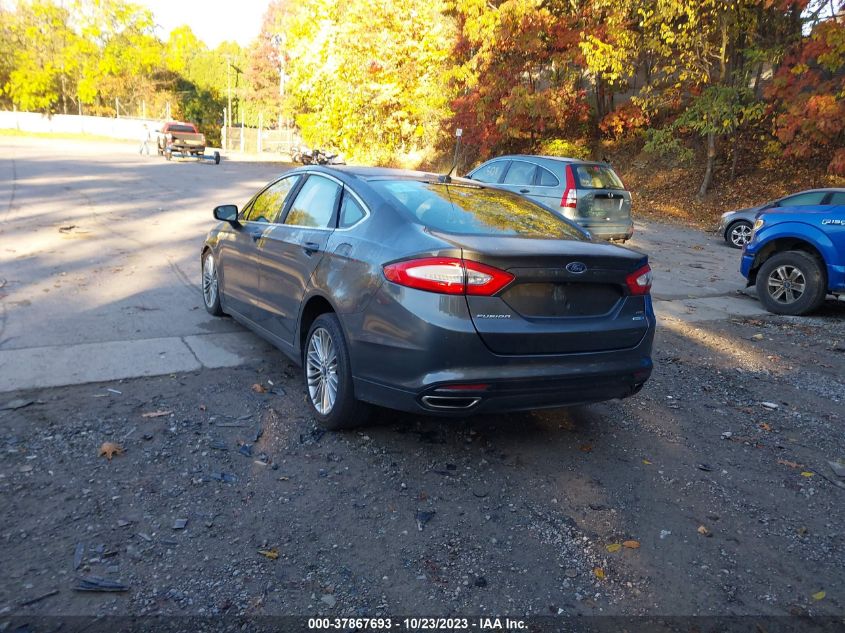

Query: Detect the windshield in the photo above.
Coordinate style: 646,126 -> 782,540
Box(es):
371,180 -> 588,240
573,164 -> 624,190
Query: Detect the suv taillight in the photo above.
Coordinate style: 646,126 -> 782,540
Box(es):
383,257 -> 514,296
561,164 -> 578,212
625,264 -> 652,295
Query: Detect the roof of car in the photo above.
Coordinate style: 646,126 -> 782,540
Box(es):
306,165 -> 480,186
484,154 -> 603,165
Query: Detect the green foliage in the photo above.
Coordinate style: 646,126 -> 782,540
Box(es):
537,139 -> 592,161
643,127 -> 694,164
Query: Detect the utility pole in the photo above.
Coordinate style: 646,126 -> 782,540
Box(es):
226,58 -> 232,152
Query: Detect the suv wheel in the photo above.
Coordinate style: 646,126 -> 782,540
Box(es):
755,250 -> 826,315
726,220 -> 752,248
304,314 -> 370,430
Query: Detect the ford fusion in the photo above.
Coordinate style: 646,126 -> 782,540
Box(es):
201,167 -> 655,429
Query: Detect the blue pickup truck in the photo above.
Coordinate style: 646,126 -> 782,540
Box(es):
740,203 -> 845,315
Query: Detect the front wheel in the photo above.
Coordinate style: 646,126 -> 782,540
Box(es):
202,251 -> 224,316
304,314 -> 370,430
726,220 -> 752,248
755,250 -> 826,315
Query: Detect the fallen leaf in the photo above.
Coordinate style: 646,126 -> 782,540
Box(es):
812,591 -> 826,601
759,422 -> 772,432
141,410 -> 171,418
697,525 -> 712,537
800,471 -> 814,478
580,444 -> 593,453
606,543 -> 621,553
642,459 -> 652,465
777,459 -> 803,469
98,442 -> 124,460
251,383 -> 267,394
623,540 -> 641,549
593,567 -> 605,580
258,548 -> 279,560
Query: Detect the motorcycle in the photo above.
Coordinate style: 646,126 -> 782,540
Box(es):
292,146 -> 345,166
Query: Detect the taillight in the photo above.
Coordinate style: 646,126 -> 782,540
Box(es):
561,165 -> 577,211
625,264 -> 652,295
383,257 -> 514,296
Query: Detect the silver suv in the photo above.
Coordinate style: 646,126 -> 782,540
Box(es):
467,155 -> 633,241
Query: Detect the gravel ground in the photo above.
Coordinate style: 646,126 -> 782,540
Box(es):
1,304 -> 844,623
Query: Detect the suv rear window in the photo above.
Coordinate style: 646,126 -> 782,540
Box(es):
168,124 -> 196,133
371,180 -> 587,240
574,164 -> 624,190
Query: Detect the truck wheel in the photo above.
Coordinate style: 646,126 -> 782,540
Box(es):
755,250 -> 826,316
213,151 -> 220,165
164,148 -> 172,161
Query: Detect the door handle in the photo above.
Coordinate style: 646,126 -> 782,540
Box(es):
519,188 -> 530,193
251,232 -> 262,242
303,241 -> 321,255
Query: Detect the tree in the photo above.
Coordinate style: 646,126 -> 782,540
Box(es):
766,12 -> 845,175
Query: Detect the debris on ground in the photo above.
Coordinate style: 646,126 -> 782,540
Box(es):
98,442 -> 124,460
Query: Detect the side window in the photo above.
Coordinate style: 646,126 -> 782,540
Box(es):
502,161 -> 536,186
777,192 -> 827,207
284,175 -> 341,228
825,192 -> 845,205
339,192 -> 366,228
538,167 -> 559,187
470,161 -> 508,183
243,176 -> 300,223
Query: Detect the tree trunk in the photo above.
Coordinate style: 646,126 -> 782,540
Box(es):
699,132 -> 716,198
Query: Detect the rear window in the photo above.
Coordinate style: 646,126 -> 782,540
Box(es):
574,164 -> 624,190
168,124 -> 197,133
370,180 -> 587,240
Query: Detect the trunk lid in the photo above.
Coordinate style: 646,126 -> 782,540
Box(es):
431,232 -> 650,355
571,163 -> 631,222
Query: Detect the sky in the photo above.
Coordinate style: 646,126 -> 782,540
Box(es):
135,0 -> 270,48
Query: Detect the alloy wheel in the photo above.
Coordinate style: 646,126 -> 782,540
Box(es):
729,223 -> 752,247
202,254 -> 218,308
306,327 -> 338,415
767,265 -> 806,305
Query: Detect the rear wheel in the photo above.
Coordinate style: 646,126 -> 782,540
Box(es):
164,148 -> 172,161
726,220 -> 752,248
304,313 -> 369,430
755,250 -> 826,315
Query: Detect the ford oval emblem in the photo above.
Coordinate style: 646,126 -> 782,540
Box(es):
566,261 -> 587,274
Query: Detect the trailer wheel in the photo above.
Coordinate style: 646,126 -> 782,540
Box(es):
213,151 -> 220,165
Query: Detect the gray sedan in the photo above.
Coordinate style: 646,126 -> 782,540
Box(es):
201,167 -> 655,429
467,155 -> 634,241
718,188 -> 845,248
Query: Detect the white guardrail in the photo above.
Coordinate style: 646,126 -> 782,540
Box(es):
0,110 -> 155,140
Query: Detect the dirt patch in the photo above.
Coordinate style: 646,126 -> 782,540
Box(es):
1,313 -> 843,619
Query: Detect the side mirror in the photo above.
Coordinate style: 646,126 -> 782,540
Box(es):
213,204 -> 239,223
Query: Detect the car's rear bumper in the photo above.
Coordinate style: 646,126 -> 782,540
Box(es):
354,358 -> 651,416
345,284 -> 655,416
576,219 -> 634,241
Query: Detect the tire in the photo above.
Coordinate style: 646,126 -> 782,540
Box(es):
726,220 -> 753,248
213,151 -> 220,165
303,313 -> 370,430
164,148 -> 172,161
755,250 -> 826,316
201,250 -> 224,316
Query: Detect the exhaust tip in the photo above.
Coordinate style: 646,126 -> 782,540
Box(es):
421,395 -> 481,410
